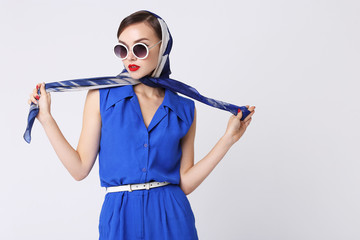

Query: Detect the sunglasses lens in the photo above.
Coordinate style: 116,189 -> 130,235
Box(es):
133,44 -> 148,59
114,45 -> 128,59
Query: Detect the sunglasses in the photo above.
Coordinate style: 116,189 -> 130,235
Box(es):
114,40 -> 162,60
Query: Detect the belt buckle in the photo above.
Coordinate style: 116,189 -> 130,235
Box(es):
145,182 -> 150,190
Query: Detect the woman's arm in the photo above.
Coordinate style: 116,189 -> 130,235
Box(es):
36,84 -> 101,181
179,106 -> 255,195
74,89 -> 102,180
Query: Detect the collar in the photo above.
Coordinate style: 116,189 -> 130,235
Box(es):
105,85 -> 188,124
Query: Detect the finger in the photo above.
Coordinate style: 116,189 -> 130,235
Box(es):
246,105 -> 249,109
29,98 -> 36,105
245,118 -> 252,127
40,82 -> 45,90
32,84 -> 40,101
236,109 -> 243,119
244,117 -> 252,124
244,116 -> 252,124
30,95 -> 37,105
39,82 -> 46,94
34,83 -> 41,92
244,110 -> 255,121
32,90 -> 39,101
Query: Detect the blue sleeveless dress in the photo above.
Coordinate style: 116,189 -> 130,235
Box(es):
98,85 -> 198,240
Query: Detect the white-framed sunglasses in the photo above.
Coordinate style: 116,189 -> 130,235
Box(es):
114,40 -> 162,60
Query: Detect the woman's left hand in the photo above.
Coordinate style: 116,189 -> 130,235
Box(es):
224,105 -> 255,145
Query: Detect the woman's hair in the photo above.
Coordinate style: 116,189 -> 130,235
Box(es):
117,10 -> 162,40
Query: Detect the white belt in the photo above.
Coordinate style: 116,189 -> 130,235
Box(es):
106,181 -> 171,193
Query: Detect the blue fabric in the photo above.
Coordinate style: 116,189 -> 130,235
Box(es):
99,85 -> 194,187
22,9 -> 251,144
99,184 -> 198,239
98,85 -> 198,239
23,73 -> 250,144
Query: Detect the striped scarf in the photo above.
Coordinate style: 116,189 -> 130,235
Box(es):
23,10 -> 250,143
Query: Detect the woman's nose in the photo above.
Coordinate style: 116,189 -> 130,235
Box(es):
127,50 -> 137,61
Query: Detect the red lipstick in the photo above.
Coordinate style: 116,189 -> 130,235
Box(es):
129,64 -> 140,72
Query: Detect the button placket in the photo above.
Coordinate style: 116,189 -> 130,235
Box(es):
140,133 -> 150,182
142,142 -> 148,171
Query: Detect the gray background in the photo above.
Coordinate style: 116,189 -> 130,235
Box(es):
1,0 -> 359,239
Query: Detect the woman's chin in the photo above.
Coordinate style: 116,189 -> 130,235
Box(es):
127,67 -> 155,79
128,72 -> 143,80
129,72 -> 153,80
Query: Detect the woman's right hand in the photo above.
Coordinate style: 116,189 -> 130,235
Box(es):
28,82 -> 52,124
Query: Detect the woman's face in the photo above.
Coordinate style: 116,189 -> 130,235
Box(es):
118,21 -> 161,79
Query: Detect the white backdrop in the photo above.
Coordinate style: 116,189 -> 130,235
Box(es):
1,0 -> 360,239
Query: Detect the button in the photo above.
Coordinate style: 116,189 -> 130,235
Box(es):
144,143 -> 148,147
142,168 -> 147,172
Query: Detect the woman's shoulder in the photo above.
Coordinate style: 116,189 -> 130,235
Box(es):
169,91 -> 195,126
170,90 -> 194,106
86,89 -> 100,101
99,85 -> 133,105
177,94 -> 195,105
170,91 -> 195,115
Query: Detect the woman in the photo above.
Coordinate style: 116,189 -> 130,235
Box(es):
28,10 -> 255,240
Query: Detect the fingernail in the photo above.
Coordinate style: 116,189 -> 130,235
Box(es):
238,109 -> 241,113
35,95 -> 39,100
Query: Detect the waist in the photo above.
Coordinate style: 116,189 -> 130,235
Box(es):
105,181 -> 171,193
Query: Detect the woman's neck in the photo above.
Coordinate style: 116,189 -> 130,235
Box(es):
133,83 -> 164,98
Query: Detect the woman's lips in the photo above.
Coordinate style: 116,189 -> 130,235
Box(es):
129,64 -> 140,72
